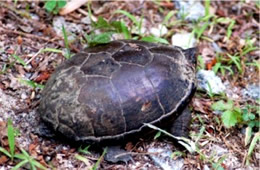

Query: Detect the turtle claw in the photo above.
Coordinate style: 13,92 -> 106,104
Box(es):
104,146 -> 134,164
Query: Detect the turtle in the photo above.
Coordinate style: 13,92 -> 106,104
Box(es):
37,39 -> 197,162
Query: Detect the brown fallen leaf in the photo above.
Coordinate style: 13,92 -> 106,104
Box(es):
192,98 -> 212,115
0,121 -> 7,142
0,155 -> 8,165
206,57 -> 217,70
17,36 -> 23,45
38,155 -> 49,168
34,71 -> 50,83
125,142 -> 134,151
29,143 -> 37,157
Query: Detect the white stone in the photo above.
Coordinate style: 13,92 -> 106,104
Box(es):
196,70 -> 226,94
150,24 -> 168,37
148,145 -> 184,170
171,32 -> 196,49
174,0 -> 205,21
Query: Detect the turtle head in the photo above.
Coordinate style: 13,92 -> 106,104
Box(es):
183,47 -> 197,67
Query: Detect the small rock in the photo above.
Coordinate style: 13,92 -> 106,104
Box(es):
196,70 -> 226,94
52,16 -> 82,42
171,32 -> 196,49
242,84 -> 260,100
81,16 -> 91,25
211,144 -> 228,156
211,42 -> 223,53
204,165 -> 211,170
21,92 -> 27,100
148,145 -> 184,170
174,0 -> 205,21
150,24 -> 168,37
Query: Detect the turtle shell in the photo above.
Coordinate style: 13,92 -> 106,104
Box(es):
38,40 -> 197,142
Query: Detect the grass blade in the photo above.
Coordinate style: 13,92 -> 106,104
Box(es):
114,10 -> 139,27
141,36 -> 168,44
12,159 -> 28,170
41,48 -> 63,53
0,147 -> 11,158
62,25 -> 71,59
31,159 -> 48,170
7,119 -> 15,160
144,123 -> 196,153
11,54 -> 27,67
92,148 -> 107,170
246,132 -> 260,165
75,154 -> 92,168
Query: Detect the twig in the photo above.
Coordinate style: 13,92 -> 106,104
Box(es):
0,26 -> 63,47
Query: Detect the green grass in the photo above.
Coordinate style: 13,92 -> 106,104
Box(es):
13,148 -> 47,170
11,54 -> 27,67
212,99 -> 259,129
78,145 -> 91,155
44,0 -> 66,14
75,147 -> 107,170
0,119 -> 47,169
62,25 -> 71,59
19,79 -> 44,89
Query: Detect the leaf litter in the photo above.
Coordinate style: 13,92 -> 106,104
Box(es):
0,1 -> 259,169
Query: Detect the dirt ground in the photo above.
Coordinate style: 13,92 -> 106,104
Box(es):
0,1 -> 259,169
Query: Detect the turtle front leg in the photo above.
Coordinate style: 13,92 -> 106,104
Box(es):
170,107 -> 192,138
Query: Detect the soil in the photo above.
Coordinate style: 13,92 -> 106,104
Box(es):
0,1 -> 259,169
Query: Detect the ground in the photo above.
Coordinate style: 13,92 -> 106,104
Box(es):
0,1 -> 259,170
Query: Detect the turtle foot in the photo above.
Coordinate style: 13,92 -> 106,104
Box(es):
104,146 -> 133,164
33,121 -> 56,138
170,107 -> 191,138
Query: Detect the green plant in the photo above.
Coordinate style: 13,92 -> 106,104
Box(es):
246,60 -> 260,70
62,25 -> 71,59
211,100 -> 242,128
204,0 -> 211,17
197,55 -> 205,70
85,32 -> 113,47
114,10 -> 143,36
13,149 -> 47,170
19,79 -> 44,89
227,53 -> 243,74
85,15 -> 131,46
76,147 -> 107,170
75,154 -> 91,168
226,19 -> 235,40
192,21 -> 210,40
78,145 -> 91,155
141,36 -> 168,44
44,0 -> 66,14
85,3 -> 169,46
0,119 -> 15,161
213,62 -> 234,76
246,132 -> 260,165
213,53 -> 243,76
211,100 -> 259,128
11,54 -> 27,67
0,119 -> 47,169
147,122 -> 227,169
145,123 -> 196,153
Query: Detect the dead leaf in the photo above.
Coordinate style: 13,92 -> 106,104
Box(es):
192,98 -> 212,114
0,155 -> 8,165
206,57 -> 217,70
35,71 -> 50,83
17,36 -> 23,45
